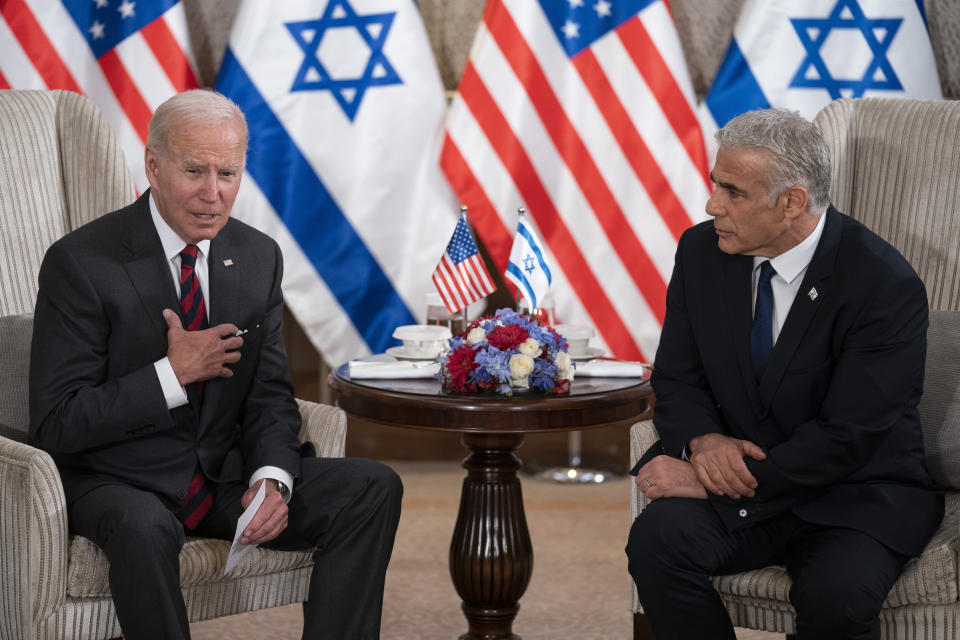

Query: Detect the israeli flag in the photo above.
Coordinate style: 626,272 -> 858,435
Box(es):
703,0 -> 942,130
215,0 -> 459,365
506,216 -> 553,312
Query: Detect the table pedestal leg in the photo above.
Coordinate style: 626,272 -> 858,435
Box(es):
450,433 -> 533,640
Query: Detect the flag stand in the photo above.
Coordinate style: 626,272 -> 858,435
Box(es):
530,430 -> 618,484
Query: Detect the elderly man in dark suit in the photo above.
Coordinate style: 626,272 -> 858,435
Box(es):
29,89 -> 402,640
626,108 -> 943,640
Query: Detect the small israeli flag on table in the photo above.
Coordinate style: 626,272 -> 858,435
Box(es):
506,212 -> 553,312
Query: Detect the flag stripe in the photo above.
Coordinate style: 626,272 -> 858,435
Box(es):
571,48 -> 692,242
2,0 -> 80,92
485,0 -> 667,323
457,61 -> 643,359
140,16 -> 199,93
439,135 -> 514,267
617,16 -> 711,186
704,39 -> 770,128
0,68 -> 9,89
98,49 -> 152,143
217,48 -> 416,353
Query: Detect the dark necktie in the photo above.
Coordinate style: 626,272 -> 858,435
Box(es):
751,260 -> 776,376
176,244 -> 212,530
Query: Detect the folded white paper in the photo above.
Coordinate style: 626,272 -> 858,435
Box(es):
576,359 -> 650,378
348,360 -> 439,379
224,480 -> 266,575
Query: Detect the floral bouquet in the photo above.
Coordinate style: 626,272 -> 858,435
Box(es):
437,308 -> 575,396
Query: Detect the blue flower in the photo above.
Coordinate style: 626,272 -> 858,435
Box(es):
531,357 -> 558,391
471,346 -> 511,384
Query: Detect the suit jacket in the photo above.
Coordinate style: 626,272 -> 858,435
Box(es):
647,206 -> 943,556
29,191 -> 306,509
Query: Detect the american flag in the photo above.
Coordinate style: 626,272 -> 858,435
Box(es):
441,0 -> 711,361
433,212 -> 496,314
0,0 -> 199,191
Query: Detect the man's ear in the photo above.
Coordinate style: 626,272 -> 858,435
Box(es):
782,185 -> 809,219
144,147 -> 161,189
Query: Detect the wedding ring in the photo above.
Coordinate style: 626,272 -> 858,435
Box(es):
643,477 -> 655,489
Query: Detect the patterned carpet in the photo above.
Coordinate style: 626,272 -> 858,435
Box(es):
190,461 -> 780,640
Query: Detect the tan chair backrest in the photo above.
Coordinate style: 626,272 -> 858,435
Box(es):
0,89 -> 136,316
814,98 -> 960,311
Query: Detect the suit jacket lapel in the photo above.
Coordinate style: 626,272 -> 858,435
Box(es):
723,253 -> 763,412
757,206 -> 841,410
199,230 -> 242,426
121,191 -> 180,346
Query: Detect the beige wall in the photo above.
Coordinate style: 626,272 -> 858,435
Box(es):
184,0 -> 960,100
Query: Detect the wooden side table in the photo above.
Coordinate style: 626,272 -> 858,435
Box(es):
329,366 -> 653,640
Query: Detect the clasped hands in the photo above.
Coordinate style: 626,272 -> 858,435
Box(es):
162,308 -> 243,386
636,433 -> 766,501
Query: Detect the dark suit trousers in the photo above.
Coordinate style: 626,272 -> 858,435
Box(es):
68,457 -> 403,640
626,498 -> 908,640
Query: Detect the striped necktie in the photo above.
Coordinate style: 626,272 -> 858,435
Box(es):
176,244 -> 212,530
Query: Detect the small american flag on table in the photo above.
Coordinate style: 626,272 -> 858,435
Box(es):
432,210 -> 496,314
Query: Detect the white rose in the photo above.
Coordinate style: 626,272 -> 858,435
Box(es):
466,327 -> 487,345
555,351 -> 575,381
518,337 -> 542,358
509,353 -> 535,388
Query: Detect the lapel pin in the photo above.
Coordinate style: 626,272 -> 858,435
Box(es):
223,259 -> 234,267
808,287 -> 818,301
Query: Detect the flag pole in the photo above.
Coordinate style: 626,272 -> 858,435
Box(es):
515,207 -> 525,312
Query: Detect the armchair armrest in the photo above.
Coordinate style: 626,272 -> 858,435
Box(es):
296,399 -> 347,459
0,433 -> 68,632
629,420 -> 660,521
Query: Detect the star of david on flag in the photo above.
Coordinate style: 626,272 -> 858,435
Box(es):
432,211 -> 496,314
286,0 -> 402,121
0,0 -> 200,192
506,215 -> 553,313
216,0 -> 458,365
703,0 -> 941,129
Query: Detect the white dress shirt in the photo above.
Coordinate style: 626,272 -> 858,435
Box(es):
149,194 -> 293,499
752,212 -> 827,345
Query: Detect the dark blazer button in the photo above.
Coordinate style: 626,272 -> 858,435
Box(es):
176,489 -> 186,500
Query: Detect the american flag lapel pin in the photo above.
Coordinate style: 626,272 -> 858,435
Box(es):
808,286 -> 818,301
223,259 -> 234,267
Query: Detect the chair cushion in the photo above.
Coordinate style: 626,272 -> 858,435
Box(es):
712,493 -> 960,608
65,535 -> 314,598
0,313 -> 33,442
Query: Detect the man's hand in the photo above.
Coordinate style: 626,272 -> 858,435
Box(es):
163,309 -> 243,386
688,433 -> 766,499
635,455 -> 708,500
240,479 -> 289,545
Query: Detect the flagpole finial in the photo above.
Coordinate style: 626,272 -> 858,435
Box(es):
460,204 -> 467,215
517,206 -> 526,217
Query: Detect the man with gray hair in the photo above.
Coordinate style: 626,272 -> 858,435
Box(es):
30,89 -> 402,639
626,108 -> 942,639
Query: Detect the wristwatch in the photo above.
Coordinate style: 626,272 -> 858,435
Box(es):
275,479 -> 291,504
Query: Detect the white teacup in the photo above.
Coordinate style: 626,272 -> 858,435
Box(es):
553,324 -> 595,356
392,325 -> 452,358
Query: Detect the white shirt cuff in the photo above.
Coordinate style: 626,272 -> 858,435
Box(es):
249,466 -> 294,503
154,358 -> 188,409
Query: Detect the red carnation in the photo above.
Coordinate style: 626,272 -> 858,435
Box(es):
446,345 -> 477,391
487,324 -> 529,350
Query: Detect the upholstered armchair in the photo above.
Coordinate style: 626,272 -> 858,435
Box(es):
630,97 -> 960,639
0,89 -> 346,638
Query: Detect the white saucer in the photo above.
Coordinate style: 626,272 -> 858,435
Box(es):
386,346 -> 439,361
569,347 -> 604,362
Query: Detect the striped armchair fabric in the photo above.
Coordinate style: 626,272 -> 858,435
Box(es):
0,89 -> 347,639
630,98 -> 960,639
